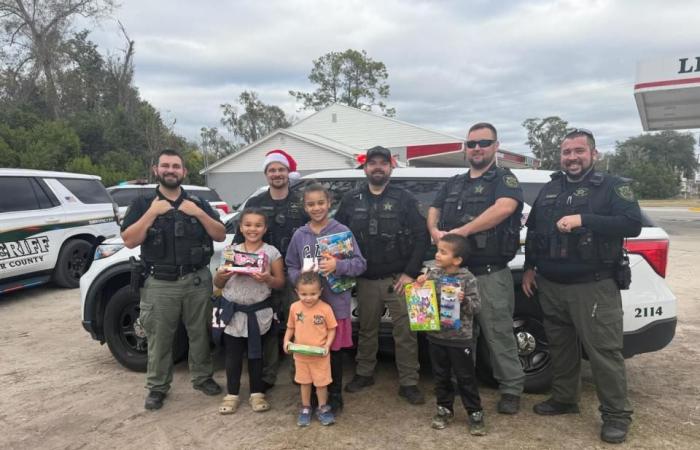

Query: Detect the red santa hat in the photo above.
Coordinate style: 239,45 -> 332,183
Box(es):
262,149 -> 300,179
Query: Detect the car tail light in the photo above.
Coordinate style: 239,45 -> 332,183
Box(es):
624,239 -> 669,278
215,204 -> 230,214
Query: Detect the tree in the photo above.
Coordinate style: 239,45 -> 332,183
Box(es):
220,91 -> 290,145
200,126 -> 235,161
290,49 -> 395,116
0,0 -> 116,119
522,116 -> 569,170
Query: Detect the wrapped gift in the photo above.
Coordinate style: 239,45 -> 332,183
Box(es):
287,342 -> 328,356
439,275 -> 462,330
220,245 -> 267,274
404,280 -> 440,331
317,231 -> 356,293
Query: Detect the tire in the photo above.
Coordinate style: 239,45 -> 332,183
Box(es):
52,239 -> 93,288
475,315 -> 553,394
103,285 -> 188,372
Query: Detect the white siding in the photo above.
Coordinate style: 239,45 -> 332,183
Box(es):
291,104 -> 461,150
209,133 -> 355,174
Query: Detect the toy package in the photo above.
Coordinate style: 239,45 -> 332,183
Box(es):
404,280 -> 440,331
316,231 -> 356,293
439,275 -> 462,330
287,343 -> 328,356
220,245 -> 267,274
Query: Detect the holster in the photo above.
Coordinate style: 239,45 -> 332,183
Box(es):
129,257 -> 146,295
615,250 -> 632,290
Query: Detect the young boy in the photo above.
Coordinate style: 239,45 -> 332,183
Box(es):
283,271 -> 337,427
415,234 -> 485,435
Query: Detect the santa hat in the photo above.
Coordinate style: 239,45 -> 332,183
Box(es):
263,149 -> 300,179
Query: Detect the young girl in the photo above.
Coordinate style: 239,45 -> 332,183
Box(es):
285,183 -> 367,414
214,207 -> 285,415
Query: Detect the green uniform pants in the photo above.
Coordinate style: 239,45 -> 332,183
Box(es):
355,276 -> 419,386
473,268 -> 525,396
139,267 -> 214,393
538,276 -> 632,423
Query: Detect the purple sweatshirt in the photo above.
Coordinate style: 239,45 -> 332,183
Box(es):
285,219 -> 367,320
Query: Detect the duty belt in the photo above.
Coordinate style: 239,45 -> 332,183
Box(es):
468,263 -> 507,276
543,270 -> 615,285
149,264 -> 205,280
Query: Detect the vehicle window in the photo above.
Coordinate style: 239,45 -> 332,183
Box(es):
108,189 -> 142,207
190,189 -> 223,202
34,178 -> 60,207
391,179 -> 446,217
59,179 -> 113,204
0,177 -> 40,212
521,182 -> 545,206
29,178 -> 57,209
320,180 -> 359,216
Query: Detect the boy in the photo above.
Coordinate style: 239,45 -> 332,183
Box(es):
415,234 -> 485,435
283,271 -> 337,426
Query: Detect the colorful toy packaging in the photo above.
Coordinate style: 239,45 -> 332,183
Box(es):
404,280 -> 440,331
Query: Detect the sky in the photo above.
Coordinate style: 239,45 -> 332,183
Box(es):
86,0 -> 700,156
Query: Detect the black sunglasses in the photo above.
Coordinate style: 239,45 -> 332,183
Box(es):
564,128 -> 594,139
465,139 -> 495,149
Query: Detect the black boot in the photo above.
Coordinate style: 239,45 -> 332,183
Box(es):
328,350 -> 344,413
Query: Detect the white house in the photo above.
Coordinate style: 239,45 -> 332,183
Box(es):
203,103 -> 538,206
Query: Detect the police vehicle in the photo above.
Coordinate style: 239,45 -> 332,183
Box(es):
80,168 -> 676,393
1,169 -> 120,294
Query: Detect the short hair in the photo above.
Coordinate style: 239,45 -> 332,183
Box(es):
440,233 -> 469,261
468,122 -> 498,140
157,148 -> 185,166
303,182 -> 332,203
296,271 -> 322,288
563,128 -> 596,150
239,207 -> 268,227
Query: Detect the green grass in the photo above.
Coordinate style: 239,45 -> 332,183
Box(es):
639,198 -> 700,207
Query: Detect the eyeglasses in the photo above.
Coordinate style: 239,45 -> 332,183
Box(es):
564,128 -> 594,139
465,139 -> 495,149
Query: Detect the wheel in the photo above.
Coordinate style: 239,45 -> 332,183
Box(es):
103,285 -> 188,372
475,315 -> 552,394
52,239 -> 93,288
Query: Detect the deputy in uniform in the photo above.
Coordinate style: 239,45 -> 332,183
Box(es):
335,146 -> 429,405
522,129 -> 641,444
121,149 -> 226,410
233,149 -> 308,391
427,122 -> 525,414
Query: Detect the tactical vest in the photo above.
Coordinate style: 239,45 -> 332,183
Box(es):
528,171 -> 622,265
255,191 -> 305,256
439,167 -> 521,262
141,193 -> 213,267
346,185 -> 412,265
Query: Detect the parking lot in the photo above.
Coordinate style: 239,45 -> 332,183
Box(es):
1,209 -> 699,450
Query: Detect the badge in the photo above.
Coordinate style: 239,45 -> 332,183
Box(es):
383,202 -> 394,211
503,175 -> 519,188
474,184 -> 485,194
573,187 -> 589,197
615,184 -> 636,202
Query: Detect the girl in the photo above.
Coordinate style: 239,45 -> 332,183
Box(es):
285,183 -> 367,414
214,207 -> 285,415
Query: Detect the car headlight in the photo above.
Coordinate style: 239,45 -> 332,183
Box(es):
94,243 -> 125,260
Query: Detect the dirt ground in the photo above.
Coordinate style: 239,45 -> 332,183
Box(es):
1,237 -> 699,450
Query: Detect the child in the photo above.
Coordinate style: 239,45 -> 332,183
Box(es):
415,234 -> 485,435
285,182 -> 366,414
214,207 -> 285,415
283,271 -> 338,426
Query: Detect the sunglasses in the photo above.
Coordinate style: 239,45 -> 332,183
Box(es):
465,139 -> 495,149
564,128 -> 594,139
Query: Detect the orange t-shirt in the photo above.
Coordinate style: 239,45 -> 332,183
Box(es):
287,300 -> 337,358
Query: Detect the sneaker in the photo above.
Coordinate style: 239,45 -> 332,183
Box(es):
398,385 -> 425,405
328,392 -> 344,414
344,374 -> 375,393
297,406 -> 312,427
317,404 -> 336,426
468,410 -> 487,436
144,391 -> 166,410
601,420 -> 629,444
430,406 -> 454,430
193,378 -> 222,396
533,398 -> 580,416
497,394 -> 520,414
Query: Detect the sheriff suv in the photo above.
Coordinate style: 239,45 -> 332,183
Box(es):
81,168 -> 676,393
1,169 -> 120,294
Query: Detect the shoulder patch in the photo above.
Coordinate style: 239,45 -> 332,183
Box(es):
614,184 -> 636,202
503,175 -> 520,188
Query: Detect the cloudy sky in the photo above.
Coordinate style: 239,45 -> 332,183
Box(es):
88,0 -> 700,155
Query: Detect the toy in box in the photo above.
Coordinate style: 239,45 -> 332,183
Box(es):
220,245 -> 267,274
316,231 -> 356,293
404,280 -> 440,331
287,343 -> 327,356
439,275 -> 462,330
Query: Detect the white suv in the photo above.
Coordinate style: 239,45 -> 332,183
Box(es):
1,169 -> 120,293
80,168 -> 676,393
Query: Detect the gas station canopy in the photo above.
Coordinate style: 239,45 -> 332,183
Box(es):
635,56 -> 700,131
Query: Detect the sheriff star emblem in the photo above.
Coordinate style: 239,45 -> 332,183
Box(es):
573,187 -> 589,197
383,202 -> 393,211
474,184 -> 485,194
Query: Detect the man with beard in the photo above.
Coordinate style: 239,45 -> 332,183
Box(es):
233,149 -> 308,392
522,129 -> 640,444
335,146 -> 429,405
427,122 -> 525,414
121,149 -> 226,410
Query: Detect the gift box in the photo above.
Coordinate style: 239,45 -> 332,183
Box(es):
220,245 -> 267,274
404,280 -> 440,331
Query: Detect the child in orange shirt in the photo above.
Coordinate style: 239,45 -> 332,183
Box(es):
283,272 -> 337,427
